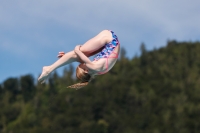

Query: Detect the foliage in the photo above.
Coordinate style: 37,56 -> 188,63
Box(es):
1,41 -> 200,133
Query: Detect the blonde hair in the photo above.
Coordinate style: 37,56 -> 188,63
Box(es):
67,64 -> 92,90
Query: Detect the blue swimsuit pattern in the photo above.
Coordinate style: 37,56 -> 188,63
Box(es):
94,30 -> 119,61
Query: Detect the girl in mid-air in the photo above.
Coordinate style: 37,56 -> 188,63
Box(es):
38,30 -> 120,89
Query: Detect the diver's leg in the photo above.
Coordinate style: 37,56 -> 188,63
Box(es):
38,51 -> 79,83
79,30 -> 113,56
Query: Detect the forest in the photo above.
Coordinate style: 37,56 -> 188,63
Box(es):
1,40 -> 200,133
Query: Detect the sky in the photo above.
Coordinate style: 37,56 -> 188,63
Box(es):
0,0 -> 200,83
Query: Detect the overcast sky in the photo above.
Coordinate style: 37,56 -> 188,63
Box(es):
0,0 -> 200,83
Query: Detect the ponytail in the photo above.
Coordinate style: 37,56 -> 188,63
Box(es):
67,82 -> 89,90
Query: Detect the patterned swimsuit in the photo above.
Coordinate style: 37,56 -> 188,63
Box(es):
93,30 -> 120,75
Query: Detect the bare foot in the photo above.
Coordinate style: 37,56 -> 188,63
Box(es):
38,66 -> 51,84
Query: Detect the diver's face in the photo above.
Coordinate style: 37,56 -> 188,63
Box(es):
79,63 -> 88,73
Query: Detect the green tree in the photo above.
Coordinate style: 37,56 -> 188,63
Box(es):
20,74 -> 35,102
1,41 -> 200,133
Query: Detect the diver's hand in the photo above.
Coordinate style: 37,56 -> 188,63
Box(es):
74,45 -> 81,53
57,51 -> 65,58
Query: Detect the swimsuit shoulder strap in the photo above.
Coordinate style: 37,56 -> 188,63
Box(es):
97,52 -> 118,75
